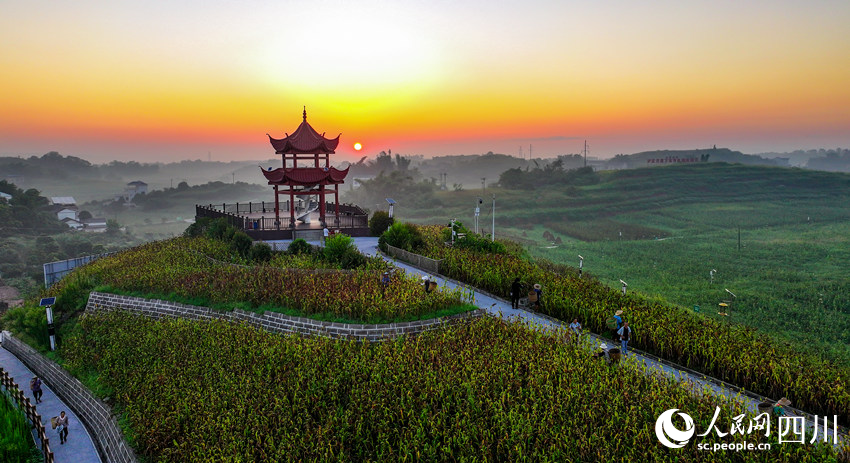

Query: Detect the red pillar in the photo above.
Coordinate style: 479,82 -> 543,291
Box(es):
274,185 -> 280,229
319,186 -> 327,226
289,187 -> 296,228
334,186 -> 340,226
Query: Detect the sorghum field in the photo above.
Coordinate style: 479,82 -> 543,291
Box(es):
49,237 -> 468,323
62,311 -> 841,462
408,224 -> 850,427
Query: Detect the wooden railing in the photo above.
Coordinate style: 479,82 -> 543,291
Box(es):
0,367 -> 54,463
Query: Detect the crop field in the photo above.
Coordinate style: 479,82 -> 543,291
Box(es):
49,237 -> 469,323
62,311 -> 841,462
0,389 -> 40,463
406,224 -> 850,427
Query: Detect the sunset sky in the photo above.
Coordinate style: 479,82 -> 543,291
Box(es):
1,0 -> 849,163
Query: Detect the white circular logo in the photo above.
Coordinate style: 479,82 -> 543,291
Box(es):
655,409 -> 696,449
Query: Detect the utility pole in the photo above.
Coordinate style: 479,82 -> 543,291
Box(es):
583,140 -> 588,168
529,144 -> 533,159
481,177 -> 486,194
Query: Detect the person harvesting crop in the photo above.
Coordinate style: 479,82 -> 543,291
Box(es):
617,321 -> 632,356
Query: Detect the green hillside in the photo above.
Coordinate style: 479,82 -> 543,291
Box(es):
398,163 -> 850,364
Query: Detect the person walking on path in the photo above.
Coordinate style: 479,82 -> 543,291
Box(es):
510,278 -> 522,309
532,284 -> 542,309
322,226 -> 330,246
617,321 -> 632,356
423,275 -> 433,294
55,411 -> 69,444
30,376 -> 42,404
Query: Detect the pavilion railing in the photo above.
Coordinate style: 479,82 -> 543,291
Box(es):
195,203 -> 369,232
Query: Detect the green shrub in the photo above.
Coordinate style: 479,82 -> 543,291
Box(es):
368,211 -> 394,236
249,242 -> 273,263
230,231 -> 253,258
379,222 -> 424,253
323,233 -> 365,269
205,218 -> 234,240
287,238 -> 313,255
183,217 -> 214,238
0,305 -> 48,351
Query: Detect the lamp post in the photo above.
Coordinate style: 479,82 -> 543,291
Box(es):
39,297 -> 56,351
620,279 -> 628,296
474,198 -> 482,234
710,269 -> 717,283
386,198 -> 396,219
491,194 -> 496,242
578,255 -> 584,278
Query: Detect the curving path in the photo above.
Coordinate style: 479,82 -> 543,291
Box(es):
0,342 -> 101,463
346,237 -> 847,444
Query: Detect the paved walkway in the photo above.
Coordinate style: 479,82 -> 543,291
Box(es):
347,237 -> 847,442
0,344 -> 101,463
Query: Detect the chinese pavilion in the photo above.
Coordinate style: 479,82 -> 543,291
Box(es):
261,108 -> 350,229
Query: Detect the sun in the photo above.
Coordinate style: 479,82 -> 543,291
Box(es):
353,142 -> 362,151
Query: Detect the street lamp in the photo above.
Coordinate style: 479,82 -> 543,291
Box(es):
39,297 -> 56,351
620,279 -> 628,296
710,269 -> 717,283
578,255 -> 584,278
491,194 -> 496,242
385,198 -> 396,219
474,198 -> 482,234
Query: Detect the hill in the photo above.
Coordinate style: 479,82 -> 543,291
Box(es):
396,163 -> 850,365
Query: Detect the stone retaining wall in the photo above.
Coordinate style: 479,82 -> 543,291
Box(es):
386,244 -> 442,274
86,292 -> 484,342
0,331 -> 137,463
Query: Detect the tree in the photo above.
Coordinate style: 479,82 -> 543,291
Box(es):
78,210 -> 93,221
177,181 -> 189,191
106,219 -> 121,234
369,211 -> 394,236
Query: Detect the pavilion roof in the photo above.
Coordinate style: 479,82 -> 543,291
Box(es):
268,108 -> 341,154
260,166 -> 350,186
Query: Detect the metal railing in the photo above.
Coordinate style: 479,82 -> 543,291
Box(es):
196,203 -> 369,232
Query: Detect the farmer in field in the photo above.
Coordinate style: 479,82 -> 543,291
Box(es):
569,318 -> 582,336
617,321 -> 632,356
381,272 -> 390,292
423,275 -> 432,294
532,284 -> 542,308
510,277 -> 522,309
30,376 -> 42,404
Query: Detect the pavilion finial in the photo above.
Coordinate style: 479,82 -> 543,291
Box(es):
303,106 -> 307,121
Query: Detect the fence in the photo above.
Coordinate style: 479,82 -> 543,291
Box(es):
385,245 -> 443,274
1,332 -> 138,463
43,253 -> 114,287
196,202 -> 369,233
0,366 -> 55,463
87,292 -> 484,343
